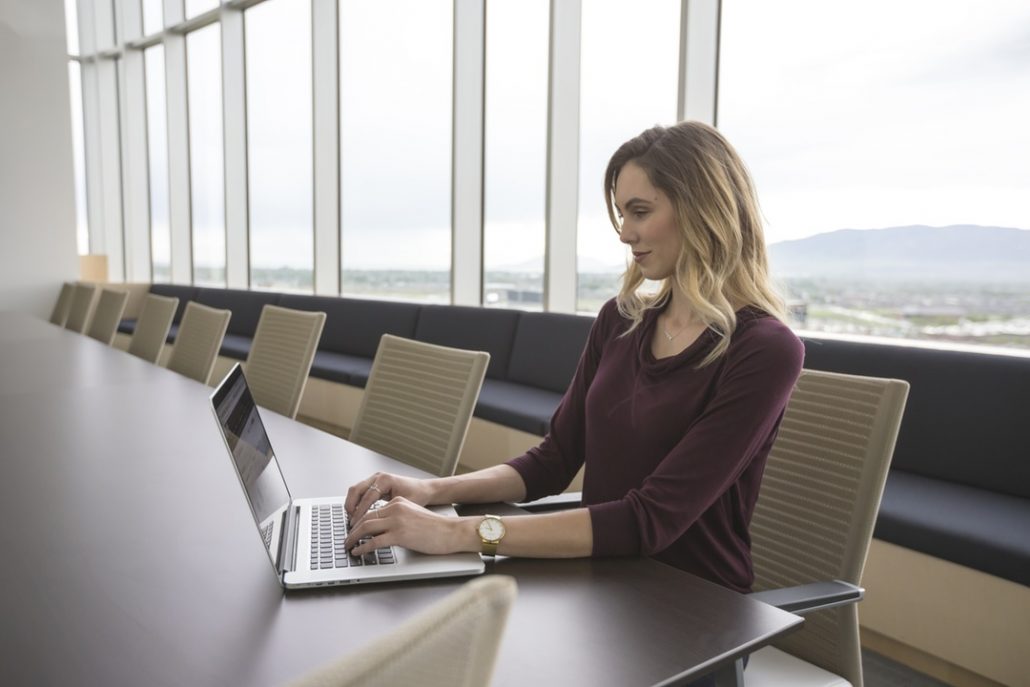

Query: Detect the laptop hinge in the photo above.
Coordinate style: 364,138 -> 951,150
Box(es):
277,505 -> 301,575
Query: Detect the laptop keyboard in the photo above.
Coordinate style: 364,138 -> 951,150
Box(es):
261,521 -> 274,549
309,503 -> 395,571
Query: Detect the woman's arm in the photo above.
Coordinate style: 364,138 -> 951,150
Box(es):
345,465 -> 528,520
345,499 -> 593,558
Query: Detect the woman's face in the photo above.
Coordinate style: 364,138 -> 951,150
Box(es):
614,161 -> 683,281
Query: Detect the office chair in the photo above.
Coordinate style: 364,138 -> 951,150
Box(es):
744,369 -> 909,687
245,304 -> 326,418
127,294 -> 179,363
285,575 -> 517,687
85,288 -> 130,346
166,302 -> 231,385
349,334 -> 490,477
49,282 -> 75,327
64,283 -> 98,334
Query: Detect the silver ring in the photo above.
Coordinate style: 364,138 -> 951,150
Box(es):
369,483 -> 383,496
376,509 -> 383,519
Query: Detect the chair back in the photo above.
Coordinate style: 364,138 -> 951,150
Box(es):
166,302 -> 231,384
127,294 -> 179,363
245,304 -> 325,418
49,282 -> 75,326
64,283 -> 98,333
350,335 -> 490,477
86,289 -> 130,345
750,369 -> 909,686
286,575 -> 517,687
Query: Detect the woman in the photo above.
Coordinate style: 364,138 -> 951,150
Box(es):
344,121 -> 803,596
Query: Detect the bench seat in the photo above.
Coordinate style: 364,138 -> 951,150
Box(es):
875,470 -> 1030,586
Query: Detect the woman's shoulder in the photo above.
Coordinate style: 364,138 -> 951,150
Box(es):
731,309 -> 805,366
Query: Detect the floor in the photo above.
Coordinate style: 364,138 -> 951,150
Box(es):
863,649 -> 952,687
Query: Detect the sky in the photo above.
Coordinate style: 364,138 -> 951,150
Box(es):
69,0 -> 1030,272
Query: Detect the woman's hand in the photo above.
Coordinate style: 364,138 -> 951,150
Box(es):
344,497 -> 474,557
345,471 -> 437,521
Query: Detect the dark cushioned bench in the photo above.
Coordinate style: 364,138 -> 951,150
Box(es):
802,338 -> 1030,586
119,286 -> 1028,586
120,285 -> 593,437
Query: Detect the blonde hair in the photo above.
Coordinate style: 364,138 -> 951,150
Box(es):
605,121 -> 785,367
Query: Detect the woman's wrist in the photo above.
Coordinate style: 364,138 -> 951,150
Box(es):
449,516 -> 481,553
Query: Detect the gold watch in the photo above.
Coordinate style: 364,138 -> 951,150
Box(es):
477,514 -> 506,556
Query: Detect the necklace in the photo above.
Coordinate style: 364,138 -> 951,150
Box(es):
662,318 -> 691,341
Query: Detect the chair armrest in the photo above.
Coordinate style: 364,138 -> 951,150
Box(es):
750,580 -> 864,615
514,492 -> 582,512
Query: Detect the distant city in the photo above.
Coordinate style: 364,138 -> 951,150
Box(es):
175,225 -> 1030,352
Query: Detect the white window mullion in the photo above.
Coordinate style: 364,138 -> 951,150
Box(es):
544,0 -> 581,313
97,58 -> 126,280
81,61 -> 107,257
221,7 -> 249,289
312,0 -> 340,296
451,0 -> 485,306
678,0 -> 721,125
121,49 -> 152,282
165,32 -> 192,284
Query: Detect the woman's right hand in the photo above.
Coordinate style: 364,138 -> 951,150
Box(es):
345,472 -> 438,522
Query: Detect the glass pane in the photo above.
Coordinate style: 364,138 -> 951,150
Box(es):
576,0 -> 680,313
145,45 -> 171,282
185,0 -> 218,19
186,24 -> 225,286
719,0 -> 1030,350
483,0 -> 549,310
64,0 -> 79,55
68,62 -> 89,255
339,0 -> 453,302
246,0 -> 313,293
143,0 -> 164,36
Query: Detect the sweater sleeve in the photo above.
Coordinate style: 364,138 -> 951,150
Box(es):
505,300 -> 619,501
588,322 -> 804,557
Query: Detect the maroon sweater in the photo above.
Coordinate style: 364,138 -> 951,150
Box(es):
507,298 -> 804,592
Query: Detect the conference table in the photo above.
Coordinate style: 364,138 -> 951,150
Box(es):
0,311 -> 802,686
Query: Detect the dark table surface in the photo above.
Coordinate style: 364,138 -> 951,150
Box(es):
0,311 -> 801,686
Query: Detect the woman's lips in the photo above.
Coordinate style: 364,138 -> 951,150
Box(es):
632,251 -> 651,262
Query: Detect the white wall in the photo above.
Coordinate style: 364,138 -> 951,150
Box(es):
0,0 -> 79,318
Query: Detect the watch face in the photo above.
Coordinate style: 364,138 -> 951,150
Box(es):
479,517 -> 505,541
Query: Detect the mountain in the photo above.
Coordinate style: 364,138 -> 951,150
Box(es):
768,225 -> 1030,282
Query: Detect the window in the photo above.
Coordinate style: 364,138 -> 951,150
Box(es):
246,0 -> 313,293
483,0 -> 549,310
576,0 -> 681,313
142,0 -> 164,36
185,0 -> 219,19
68,61 -> 89,255
339,0 -> 453,302
719,0 -> 1030,350
186,23 -> 225,286
145,45 -> 171,282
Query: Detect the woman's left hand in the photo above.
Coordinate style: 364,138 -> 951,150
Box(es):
345,497 -> 473,557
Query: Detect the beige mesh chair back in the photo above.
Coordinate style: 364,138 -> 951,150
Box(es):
349,335 -> 490,477
286,575 -> 516,687
244,304 -> 326,419
49,282 -> 75,326
748,369 -> 909,687
64,283 -> 98,333
166,302 -> 231,384
127,294 -> 179,363
86,288 -> 130,345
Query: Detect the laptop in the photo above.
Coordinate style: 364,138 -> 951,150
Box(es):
210,363 -> 485,589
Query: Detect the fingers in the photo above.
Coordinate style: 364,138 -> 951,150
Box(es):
345,508 -> 391,553
345,473 -> 388,519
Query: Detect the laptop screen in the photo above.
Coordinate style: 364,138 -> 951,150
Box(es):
211,364 -> 291,530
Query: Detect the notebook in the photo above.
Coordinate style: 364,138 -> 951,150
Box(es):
210,363 -> 484,589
